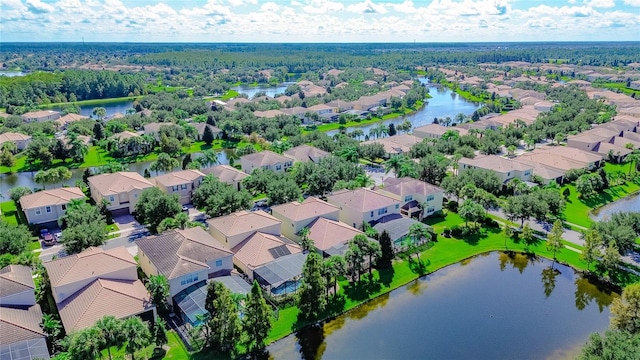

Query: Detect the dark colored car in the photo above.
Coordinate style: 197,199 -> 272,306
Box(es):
40,229 -> 55,246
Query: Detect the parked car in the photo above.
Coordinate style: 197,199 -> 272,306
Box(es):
54,231 -> 62,242
40,229 -> 55,246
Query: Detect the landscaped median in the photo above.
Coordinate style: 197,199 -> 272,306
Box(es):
263,210 -> 632,345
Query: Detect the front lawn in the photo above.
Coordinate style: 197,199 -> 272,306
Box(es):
0,200 -> 26,225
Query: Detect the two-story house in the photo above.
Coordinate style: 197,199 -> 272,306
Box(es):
240,150 -> 293,174
271,196 -> 340,240
43,247 -> 155,333
152,169 -> 205,205
19,187 -> 86,225
283,145 -> 330,164
201,165 -> 249,191
326,188 -> 401,229
87,172 -> 154,215
20,110 -> 60,123
458,155 -> 533,184
376,177 -> 444,219
0,265 -> 50,360
0,132 -> 32,151
206,210 -> 282,249
413,123 -> 469,139
136,227 -> 234,298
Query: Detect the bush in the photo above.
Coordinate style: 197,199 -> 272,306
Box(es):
446,201 -> 459,212
429,210 -> 446,219
450,225 -> 463,238
480,216 -> 500,228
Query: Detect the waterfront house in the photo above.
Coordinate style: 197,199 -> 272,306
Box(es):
283,145 -> 330,164
240,150 -> 293,174
152,169 -> 205,205
305,217 -> 365,255
376,177 -> 444,219
136,227 -> 234,298
412,124 -> 468,139
200,165 -> 249,191
87,172 -> 154,215
0,132 -> 32,151
458,155 -> 533,184
192,122 -> 222,140
231,231 -> 302,280
19,187 -> 86,225
21,110 -> 60,123
55,113 -> 89,129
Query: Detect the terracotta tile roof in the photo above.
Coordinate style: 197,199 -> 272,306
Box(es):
0,305 -> 44,344
0,132 -> 31,143
201,165 -> 249,184
537,147 -> 604,163
593,142 -> 633,157
192,122 -> 221,136
517,152 -> 587,172
19,187 -> 85,210
58,278 -> 153,332
240,151 -> 290,167
87,172 -> 154,196
307,218 -> 364,251
254,110 -> 285,118
459,155 -> 532,173
380,177 -> 443,197
280,106 -> 308,116
206,210 -> 281,237
306,104 -> 333,112
327,188 -> 399,212
283,145 -> 330,163
231,232 -> 301,271
109,131 -> 140,140
143,122 -> 173,134
55,113 -> 89,127
0,265 -> 34,299
271,197 -> 339,222
44,247 -> 136,288
136,227 -> 232,279
153,169 -> 204,188
21,110 -> 60,119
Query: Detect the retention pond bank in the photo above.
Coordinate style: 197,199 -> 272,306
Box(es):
267,252 -> 617,360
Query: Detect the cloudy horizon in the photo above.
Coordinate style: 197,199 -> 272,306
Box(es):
1,0 -> 639,43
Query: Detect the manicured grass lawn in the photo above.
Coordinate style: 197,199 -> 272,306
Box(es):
561,164 -> 640,228
0,200 -> 27,225
98,330 -> 189,360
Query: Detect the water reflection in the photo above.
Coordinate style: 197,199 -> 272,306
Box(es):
267,252 -> 616,360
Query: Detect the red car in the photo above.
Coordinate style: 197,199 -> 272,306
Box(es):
40,229 -> 55,246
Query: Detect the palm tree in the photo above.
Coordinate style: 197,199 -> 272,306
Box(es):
68,327 -> 105,360
41,313 -> 63,353
625,151 -> 640,177
451,153 -> 462,175
384,155 -> 407,177
197,149 -> 219,168
1,141 -> 17,153
354,173 -> 375,188
298,227 -> 314,252
145,275 -> 170,315
122,317 -> 151,360
95,316 -> 124,360
322,255 -> 346,298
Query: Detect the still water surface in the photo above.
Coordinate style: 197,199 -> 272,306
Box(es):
591,192 -> 640,221
267,252 -> 616,360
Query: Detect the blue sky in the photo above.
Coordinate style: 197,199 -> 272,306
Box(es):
1,0 -> 639,42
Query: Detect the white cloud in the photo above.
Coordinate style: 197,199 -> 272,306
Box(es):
302,0 -> 344,14
586,0 -> 615,8
389,0 -> 415,13
227,0 -> 257,6
25,0 -> 55,13
260,1 -> 280,12
346,0 -> 387,14
623,0 -> 640,6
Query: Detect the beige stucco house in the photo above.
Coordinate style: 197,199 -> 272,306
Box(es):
20,110 -> 60,123
152,169 -> 205,205
0,132 -> 32,151
458,155 -> 533,184
201,165 -> 249,191
240,150 -> 293,174
271,197 -> 340,240
136,227 -> 234,298
87,172 -> 154,215
207,210 -> 282,249
283,145 -> 330,164
43,247 -> 155,333
376,177 -> 444,219
326,188 -> 401,229
19,187 -> 86,225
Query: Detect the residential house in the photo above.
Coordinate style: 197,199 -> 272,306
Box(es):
207,210 -> 282,249
325,100 -> 354,113
458,155 -> 533,184
20,110 -> 60,123
152,169 -> 205,205
254,109 -> 285,118
136,227 -> 234,297
283,145 -> 330,164
271,197 -> 340,240
201,165 -> 249,191
109,131 -> 141,141
517,150 -> 591,173
280,107 -> 311,123
253,252 -> 307,296
231,232 -> 302,279
0,132 -> 32,151
361,134 -> 422,158
192,123 -> 222,140
143,122 -> 174,139
536,147 -> 604,170
516,159 -> 565,185
534,101 -> 555,112
567,130 -> 617,151
87,172 -> 154,215
306,104 -> 334,117
240,150 -> 293,174
223,98 -> 251,112
0,265 -> 50,360
0,265 -> 36,307
413,124 -> 468,139
55,113 -> 89,129
376,177 -> 444,219
19,187 -> 86,225
326,188 -> 401,228
43,247 -> 155,333
305,217 -> 365,255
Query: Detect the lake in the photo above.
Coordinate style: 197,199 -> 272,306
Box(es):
591,192 -> 640,221
230,83 -> 292,99
326,79 -> 481,137
53,100 -> 135,118
267,252 -> 617,360
0,71 -> 26,77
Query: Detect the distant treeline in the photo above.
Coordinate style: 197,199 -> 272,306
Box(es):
1,42 -> 639,74
0,70 -> 148,109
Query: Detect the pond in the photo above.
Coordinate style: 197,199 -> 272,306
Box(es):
326,79 -> 481,137
53,100 -> 135,118
591,192 -> 640,221
267,252 -> 617,360
230,83 -> 292,99
0,149 -> 233,197
0,71 -> 26,77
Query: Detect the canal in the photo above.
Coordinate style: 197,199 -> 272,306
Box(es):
267,252 -> 616,360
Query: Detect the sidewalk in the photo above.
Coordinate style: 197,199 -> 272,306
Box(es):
487,209 -> 585,247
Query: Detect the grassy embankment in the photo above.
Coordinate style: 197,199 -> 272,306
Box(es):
561,162 -> 640,228
98,330 -> 189,360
